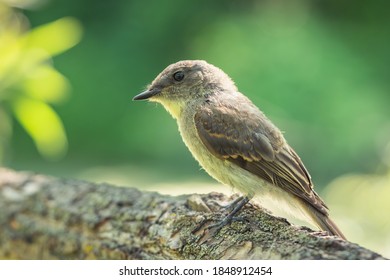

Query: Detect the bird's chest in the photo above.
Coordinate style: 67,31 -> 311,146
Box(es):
176,109 -> 240,187
176,110 -> 211,166
175,107 -> 271,198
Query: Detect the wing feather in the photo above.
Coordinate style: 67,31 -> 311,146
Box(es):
194,94 -> 328,214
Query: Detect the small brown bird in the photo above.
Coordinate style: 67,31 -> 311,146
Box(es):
133,60 -> 345,239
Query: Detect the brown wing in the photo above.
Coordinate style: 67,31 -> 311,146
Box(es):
195,94 -> 328,214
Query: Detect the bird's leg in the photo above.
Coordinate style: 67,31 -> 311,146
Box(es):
209,195 -> 245,211
222,196 -> 249,211
207,196 -> 251,231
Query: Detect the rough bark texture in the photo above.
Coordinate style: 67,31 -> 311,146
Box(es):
0,168 -> 384,260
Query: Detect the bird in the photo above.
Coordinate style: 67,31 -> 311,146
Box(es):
133,60 -> 346,239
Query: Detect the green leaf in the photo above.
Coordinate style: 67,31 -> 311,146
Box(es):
22,65 -> 70,103
24,17 -> 83,56
12,97 -> 68,160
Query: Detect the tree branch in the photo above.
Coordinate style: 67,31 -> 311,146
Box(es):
0,168 -> 384,260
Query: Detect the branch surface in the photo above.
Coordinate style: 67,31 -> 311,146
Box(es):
0,168 -> 384,260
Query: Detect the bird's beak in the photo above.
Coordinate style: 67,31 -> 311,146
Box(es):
132,88 -> 161,101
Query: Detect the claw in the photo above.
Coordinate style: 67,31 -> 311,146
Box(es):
206,196 -> 251,234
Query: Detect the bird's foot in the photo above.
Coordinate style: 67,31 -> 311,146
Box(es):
207,195 -> 246,211
205,196 -> 251,234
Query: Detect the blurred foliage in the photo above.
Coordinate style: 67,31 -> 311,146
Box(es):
6,0 -> 387,185
0,0 -> 82,161
0,0 -> 389,257
325,169 -> 390,258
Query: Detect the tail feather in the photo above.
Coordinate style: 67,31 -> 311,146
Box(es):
303,203 -> 346,240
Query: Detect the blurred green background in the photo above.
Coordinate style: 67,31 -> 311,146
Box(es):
1,0 -> 389,258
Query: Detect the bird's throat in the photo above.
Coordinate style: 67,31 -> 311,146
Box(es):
156,99 -> 184,119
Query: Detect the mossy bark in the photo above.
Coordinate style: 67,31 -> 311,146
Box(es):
0,168 -> 384,260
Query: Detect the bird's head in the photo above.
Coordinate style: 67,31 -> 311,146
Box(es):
133,60 -> 236,119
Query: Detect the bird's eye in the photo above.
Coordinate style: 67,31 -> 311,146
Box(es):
173,71 -> 184,82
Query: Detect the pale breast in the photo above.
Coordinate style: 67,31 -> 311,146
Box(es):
176,106 -> 269,196
176,107 -> 317,227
